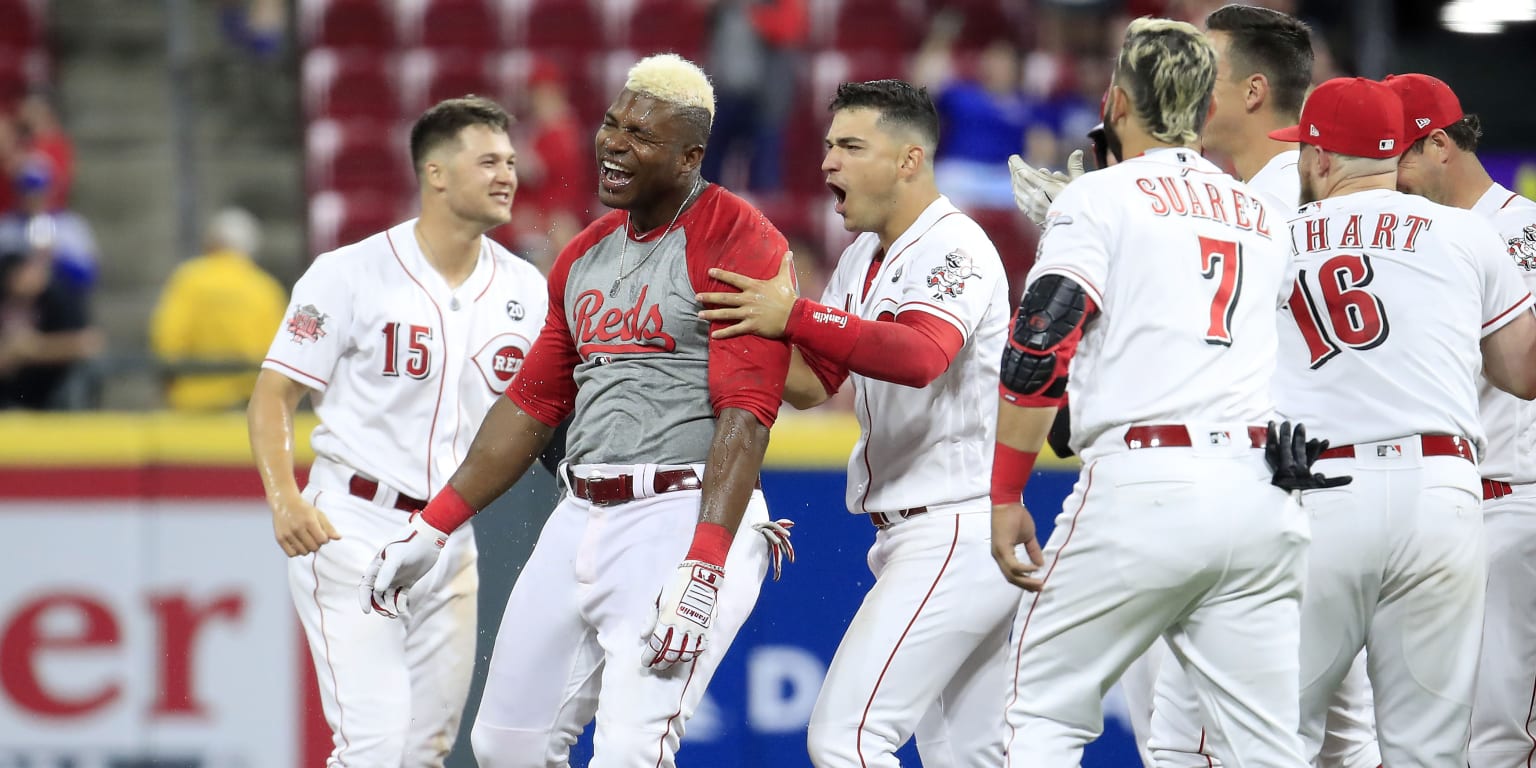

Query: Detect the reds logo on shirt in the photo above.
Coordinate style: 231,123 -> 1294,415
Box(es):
472,332 -> 533,395
572,285 -> 677,358
1509,224 -> 1536,271
286,304 -> 328,344
492,345 -> 524,381
927,250 -> 978,300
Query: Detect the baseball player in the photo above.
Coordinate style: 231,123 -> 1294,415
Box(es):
696,79 -> 1019,767
247,96 -> 547,766
357,54 -> 793,768
1383,71 -> 1536,768
1268,76 -> 1536,766
990,19 -> 1317,765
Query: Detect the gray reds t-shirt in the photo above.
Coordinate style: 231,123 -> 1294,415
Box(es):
507,184 -> 791,465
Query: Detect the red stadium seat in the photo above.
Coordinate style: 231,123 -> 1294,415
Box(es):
967,207 -> 1038,304
400,50 -> 494,113
936,0 -> 1021,49
522,0 -> 603,56
0,0 -> 39,50
304,48 -> 400,121
624,0 -> 707,58
307,119 -> 414,197
415,0 -> 501,50
310,0 -> 397,50
831,0 -> 919,55
0,48 -> 45,111
309,190 -> 408,254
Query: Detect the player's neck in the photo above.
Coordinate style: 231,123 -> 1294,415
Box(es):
414,214 -> 483,287
877,186 -> 941,252
1444,155 -> 1496,211
1324,173 -> 1396,200
1231,135 -> 1296,183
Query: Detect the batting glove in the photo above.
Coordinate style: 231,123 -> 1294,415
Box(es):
1266,420 -> 1352,493
358,512 -> 448,621
752,518 -> 795,581
644,560 -> 724,670
1009,150 -> 1087,228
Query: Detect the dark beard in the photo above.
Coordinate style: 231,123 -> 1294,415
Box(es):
1101,110 -> 1124,165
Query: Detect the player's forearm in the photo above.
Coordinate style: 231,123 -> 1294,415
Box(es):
247,370 -> 307,503
997,399 -> 1058,452
697,407 -> 771,535
444,396 -> 554,510
783,350 -> 831,410
783,300 -> 959,388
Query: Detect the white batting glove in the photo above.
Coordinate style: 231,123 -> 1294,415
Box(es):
644,560 -> 725,670
1009,150 -> 1087,227
358,512 -> 448,621
752,518 -> 795,581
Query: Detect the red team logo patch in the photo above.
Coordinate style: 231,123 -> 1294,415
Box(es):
927,250 -> 978,300
492,345 -> 524,382
1509,225 -> 1536,271
286,304 -> 328,344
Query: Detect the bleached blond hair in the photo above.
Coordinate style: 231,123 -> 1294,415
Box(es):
623,54 -> 716,121
1115,17 -> 1218,146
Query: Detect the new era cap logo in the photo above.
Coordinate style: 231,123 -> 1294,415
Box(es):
1309,124 -> 1320,137
1415,117 -> 1431,129
1379,139 -> 1396,151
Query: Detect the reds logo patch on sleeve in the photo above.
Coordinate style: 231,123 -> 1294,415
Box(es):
1509,225 -> 1536,271
285,304 -> 328,344
927,250 -> 979,301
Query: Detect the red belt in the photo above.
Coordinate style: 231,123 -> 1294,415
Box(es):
1317,435 -> 1475,464
1483,479 -> 1514,501
565,467 -> 703,506
1124,425 -> 1267,450
349,474 -> 428,513
869,507 -> 928,529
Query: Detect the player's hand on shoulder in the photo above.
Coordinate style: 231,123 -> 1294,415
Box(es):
1009,150 -> 1085,228
1265,420 -> 1352,493
752,518 -> 795,581
991,502 -> 1045,591
270,492 -> 341,557
696,250 -> 799,340
358,512 -> 448,620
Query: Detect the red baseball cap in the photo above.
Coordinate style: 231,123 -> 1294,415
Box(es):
1382,73 -> 1463,143
1268,77 -> 1405,159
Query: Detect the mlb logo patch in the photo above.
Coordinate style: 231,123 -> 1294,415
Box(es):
1378,138 -> 1396,151
1377,444 -> 1403,458
1207,430 -> 1232,446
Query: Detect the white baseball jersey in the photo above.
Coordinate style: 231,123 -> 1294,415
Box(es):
820,195 -> 1010,514
1031,147 -> 1289,461
1472,183 -> 1536,483
1247,149 -> 1302,213
263,219 -> 548,499
1274,190 -> 1533,450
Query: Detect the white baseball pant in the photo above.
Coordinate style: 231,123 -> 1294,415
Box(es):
806,508 -> 1020,768
1120,641 -> 1163,768
1299,439 -> 1485,768
469,463 -> 769,768
289,469 -> 479,768
1468,481 -> 1536,768
1004,437 -> 1310,768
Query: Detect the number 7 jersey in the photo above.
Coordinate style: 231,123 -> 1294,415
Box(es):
1274,189 -> 1533,450
1032,147 -> 1290,461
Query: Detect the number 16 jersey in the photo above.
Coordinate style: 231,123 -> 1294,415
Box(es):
1274,189 -> 1532,451
1031,147 -> 1290,462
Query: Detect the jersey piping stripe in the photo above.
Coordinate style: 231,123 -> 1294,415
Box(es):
473,242 -> 498,302
654,660 -> 699,767
1196,727 -> 1214,768
1522,669 -> 1536,767
855,514 -> 960,767
1005,463 -> 1094,767
387,230 -> 451,494
1503,192 -> 1521,210
864,211 -> 964,308
1032,266 -> 1104,310
896,300 -> 968,335
1483,293 -> 1534,329
264,358 -> 329,389
309,544 -> 351,763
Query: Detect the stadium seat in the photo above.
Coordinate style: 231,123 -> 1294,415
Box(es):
308,0 -> 397,50
830,0 -> 919,54
623,0 -> 707,59
937,0 -> 1020,49
0,0 -> 39,50
400,50 -> 494,113
522,0 -> 604,56
0,47 -> 44,111
303,48 -> 400,121
309,190 -> 408,254
307,119 -> 414,197
967,207 -> 1038,303
415,0 -> 502,50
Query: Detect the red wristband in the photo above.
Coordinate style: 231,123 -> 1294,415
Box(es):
421,484 -> 476,532
784,298 -> 861,365
991,443 -> 1038,506
683,521 -> 733,567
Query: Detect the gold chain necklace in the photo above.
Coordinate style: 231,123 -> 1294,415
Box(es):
610,177 -> 705,298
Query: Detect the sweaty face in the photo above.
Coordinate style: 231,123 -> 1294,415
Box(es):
1202,31 -> 1244,157
595,90 -> 692,212
821,107 -> 904,234
434,124 -> 517,228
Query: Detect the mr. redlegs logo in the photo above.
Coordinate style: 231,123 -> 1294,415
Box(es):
573,286 -> 677,357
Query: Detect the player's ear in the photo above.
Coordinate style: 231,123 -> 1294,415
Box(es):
678,141 -> 705,176
1246,73 -> 1267,112
899,143 -> 926,177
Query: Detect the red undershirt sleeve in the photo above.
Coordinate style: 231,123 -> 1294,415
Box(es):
504,234 -> 587,427
783,298 -> 964,388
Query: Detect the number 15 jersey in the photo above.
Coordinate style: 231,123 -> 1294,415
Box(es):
1274,189 -> 1532,451
1032,147 -> 1290,462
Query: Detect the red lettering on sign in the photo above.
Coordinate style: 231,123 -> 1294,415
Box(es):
149,593 -> 245,717
1,593 -> 121,717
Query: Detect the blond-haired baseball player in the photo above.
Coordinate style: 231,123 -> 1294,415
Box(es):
991,18 -> 1315,765
358,54 -> 792,768
248,96 -> 547,766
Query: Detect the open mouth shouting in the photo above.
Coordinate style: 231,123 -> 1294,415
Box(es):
600,159 -> 635,193
827,179 -> 848,217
